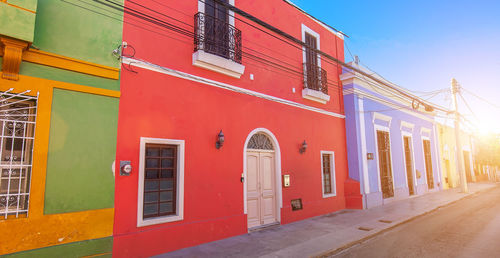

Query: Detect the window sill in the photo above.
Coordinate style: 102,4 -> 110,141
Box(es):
322,193 -> 337,198
302,88 -> 330,104
192,50 -> 245,78
137,214 -> 183,227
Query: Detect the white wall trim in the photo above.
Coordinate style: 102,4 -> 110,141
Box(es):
192,50 -> 245,78
137,137 -> 185,227
420,127 -> 431,135
432,124 -> 442,185
302,88 -> 330,104
122,57 -> 345,119
242,128 -> 282,223
343,87 -> 434,123
358,97 -> 370,195
372,112 -> 392,127
400,121 -> 415,131
320,151 -> 336,198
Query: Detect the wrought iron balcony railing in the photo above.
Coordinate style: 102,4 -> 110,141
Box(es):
194,12 -> 242,64
303,63 -> 328,95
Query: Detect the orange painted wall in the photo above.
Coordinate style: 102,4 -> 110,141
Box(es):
0,74 -> 116,255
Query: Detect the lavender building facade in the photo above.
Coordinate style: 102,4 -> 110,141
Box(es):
341,63 -> 442,208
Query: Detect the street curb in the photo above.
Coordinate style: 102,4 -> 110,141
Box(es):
312,185 -> 498,258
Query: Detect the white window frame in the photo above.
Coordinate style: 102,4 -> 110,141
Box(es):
137,137 -> 185,227
301,24 -> 321,68
194,0 -> 245,78
320,151 -> 336,198
300,24 -> 330,103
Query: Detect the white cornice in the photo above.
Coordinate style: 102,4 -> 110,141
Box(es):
122,57 -> 345,119
340,62 -> 442,115
344,87 -> 434,122
421,127 -> 431,135
372,112 -> 392,126
400,121 -> 415,131
283,0 -> 344,40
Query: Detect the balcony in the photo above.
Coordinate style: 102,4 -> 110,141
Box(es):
302,63 -> 330,103
193,12 -> 245,78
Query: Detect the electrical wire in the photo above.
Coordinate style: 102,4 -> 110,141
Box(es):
63,0 -> 343,90
79,0 -> 449,113
461,87 -> 500,110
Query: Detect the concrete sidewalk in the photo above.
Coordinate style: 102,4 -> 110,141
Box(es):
156,183 -> 498,258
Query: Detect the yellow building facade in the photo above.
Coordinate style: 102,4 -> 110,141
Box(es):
437,123 -> 475,189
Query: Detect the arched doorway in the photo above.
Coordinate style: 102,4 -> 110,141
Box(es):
244,130 -> 280,229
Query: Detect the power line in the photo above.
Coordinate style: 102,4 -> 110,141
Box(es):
461,87 -> 500,110
85,0 -> 448,113
63,0 -> 342,89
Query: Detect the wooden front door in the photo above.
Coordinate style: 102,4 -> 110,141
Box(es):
403,136 -> 415,195
376,130 -> 394,198
246,151 -> 277,229
423,139 -> 434,189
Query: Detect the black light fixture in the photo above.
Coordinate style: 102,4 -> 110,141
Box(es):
216,130 -> 225,149
299,140 -> 307,154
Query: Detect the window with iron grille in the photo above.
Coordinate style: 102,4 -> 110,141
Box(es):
194,0 -> 242,64
321,151 -> 336,197
0,90 -> 38,219
138,138 -> 184,227
303,32 -> 328,95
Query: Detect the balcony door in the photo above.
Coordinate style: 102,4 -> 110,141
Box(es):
304,33 -> 319,91
204,0 -> 229,58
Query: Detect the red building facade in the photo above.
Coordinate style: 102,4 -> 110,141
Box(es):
114,0 -> 361,256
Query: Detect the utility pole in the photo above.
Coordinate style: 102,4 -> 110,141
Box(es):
451,78 -> 468,193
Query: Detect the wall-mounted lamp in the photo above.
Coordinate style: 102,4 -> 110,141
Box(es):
299,140 -> 307,154
216,130 -> 225,149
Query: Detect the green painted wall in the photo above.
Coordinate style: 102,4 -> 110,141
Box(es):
19,61 -> 120,91
4,237 -> 112,258
7,0 -> 37,12
0,3 -> 36,42
32,0 -> 123,68
44,89 -> 118,214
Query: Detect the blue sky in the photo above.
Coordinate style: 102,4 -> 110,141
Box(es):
291,0 -> 500,133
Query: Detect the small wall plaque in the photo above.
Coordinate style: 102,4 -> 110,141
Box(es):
291,198 -> 302,211
283,174 -> 290,187
367,153 -> 374,160
416,170 -> 422,179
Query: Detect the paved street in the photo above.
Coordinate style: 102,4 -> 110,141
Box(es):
155,183 -> 496,258
333,185 -> 500,258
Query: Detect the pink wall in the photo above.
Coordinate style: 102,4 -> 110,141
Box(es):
114,1 -> 352,257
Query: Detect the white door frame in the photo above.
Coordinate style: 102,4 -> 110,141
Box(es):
242,128 -> 282,224
373,124 -> 396,196
401,131 -> 417,194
